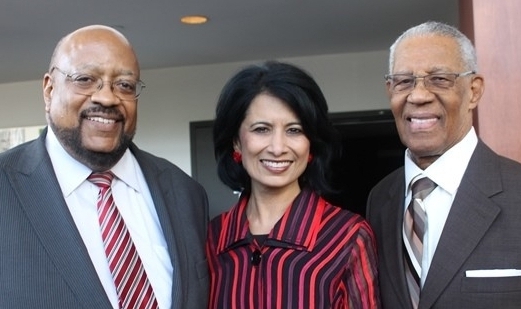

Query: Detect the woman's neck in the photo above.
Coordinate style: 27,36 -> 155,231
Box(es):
246,185 -> 301,235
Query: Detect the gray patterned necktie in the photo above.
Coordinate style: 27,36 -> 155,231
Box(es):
403,176 -> 437,308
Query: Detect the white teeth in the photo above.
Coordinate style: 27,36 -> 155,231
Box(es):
262,160 -> 291,168
410,118 -> 436,123
88,117 -> 116,124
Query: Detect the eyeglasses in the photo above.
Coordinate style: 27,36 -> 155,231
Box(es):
50,66 -> 145,100
385,71 -> 475,93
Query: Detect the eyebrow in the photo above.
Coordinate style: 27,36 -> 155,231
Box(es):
392,67 -> 455,75
71,65 -> 137,77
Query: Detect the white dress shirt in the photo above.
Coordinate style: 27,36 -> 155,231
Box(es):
404,127 -> 478,287
45,128 -> 173,309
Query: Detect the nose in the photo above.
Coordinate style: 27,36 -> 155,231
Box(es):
407,77 -> 434,104
90,81 -> 120,105
97,80 -> 115,91
267,130 -> 287,155
412,77 -> 428,90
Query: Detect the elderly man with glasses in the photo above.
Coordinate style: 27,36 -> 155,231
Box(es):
366,21 -> 521,309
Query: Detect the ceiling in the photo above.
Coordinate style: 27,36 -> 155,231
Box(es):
0,0 -> 458,85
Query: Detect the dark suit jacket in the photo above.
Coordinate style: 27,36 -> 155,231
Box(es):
367,141 -> 521,309
0,129 -> 209,309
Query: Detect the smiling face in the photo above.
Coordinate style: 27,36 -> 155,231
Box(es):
388,34 -> 484,169
234,93 -> 311,195
43,26 -> 140,171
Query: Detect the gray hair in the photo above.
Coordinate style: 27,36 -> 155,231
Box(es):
388,21 -> 478,74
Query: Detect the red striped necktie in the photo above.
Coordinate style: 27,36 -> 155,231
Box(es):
403,176 -> 437,308
89,172 -> 159,309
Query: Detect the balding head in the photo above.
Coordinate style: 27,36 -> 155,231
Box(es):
49,25 -> 139,76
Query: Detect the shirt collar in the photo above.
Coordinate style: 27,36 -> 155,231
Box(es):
110,149 -> 141,192
404,127 -> 478,196
217,188 -> 326,254
46,127 -> 91,197
45,127 -> 139,195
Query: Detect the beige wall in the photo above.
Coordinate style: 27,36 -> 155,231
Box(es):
0,50 -> 390,174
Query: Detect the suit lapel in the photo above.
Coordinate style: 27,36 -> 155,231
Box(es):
379,171 -> 414,309
420,142 -> 502,308
133,146 -> 184,309
9,134 -> 111,308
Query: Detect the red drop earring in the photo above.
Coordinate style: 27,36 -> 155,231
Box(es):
308,153 -> 313,163
233,151 -> 242,163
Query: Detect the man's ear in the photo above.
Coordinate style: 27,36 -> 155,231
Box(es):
468,74 -> 485,110
385,80 -> 393,99
43,73 -> 53,112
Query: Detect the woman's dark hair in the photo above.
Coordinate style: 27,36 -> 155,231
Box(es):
213,60 -> 340,196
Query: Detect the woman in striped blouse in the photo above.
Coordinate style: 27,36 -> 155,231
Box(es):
207,60 -> 381,309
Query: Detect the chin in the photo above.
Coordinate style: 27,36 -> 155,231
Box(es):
84,140 -> 122,153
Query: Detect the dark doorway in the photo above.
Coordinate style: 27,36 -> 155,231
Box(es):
325,110 -> 405,217
190,120 -> 240,219
190,109 -> 405,219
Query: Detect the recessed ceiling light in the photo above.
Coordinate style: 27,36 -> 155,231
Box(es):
180,15 -> 209,25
